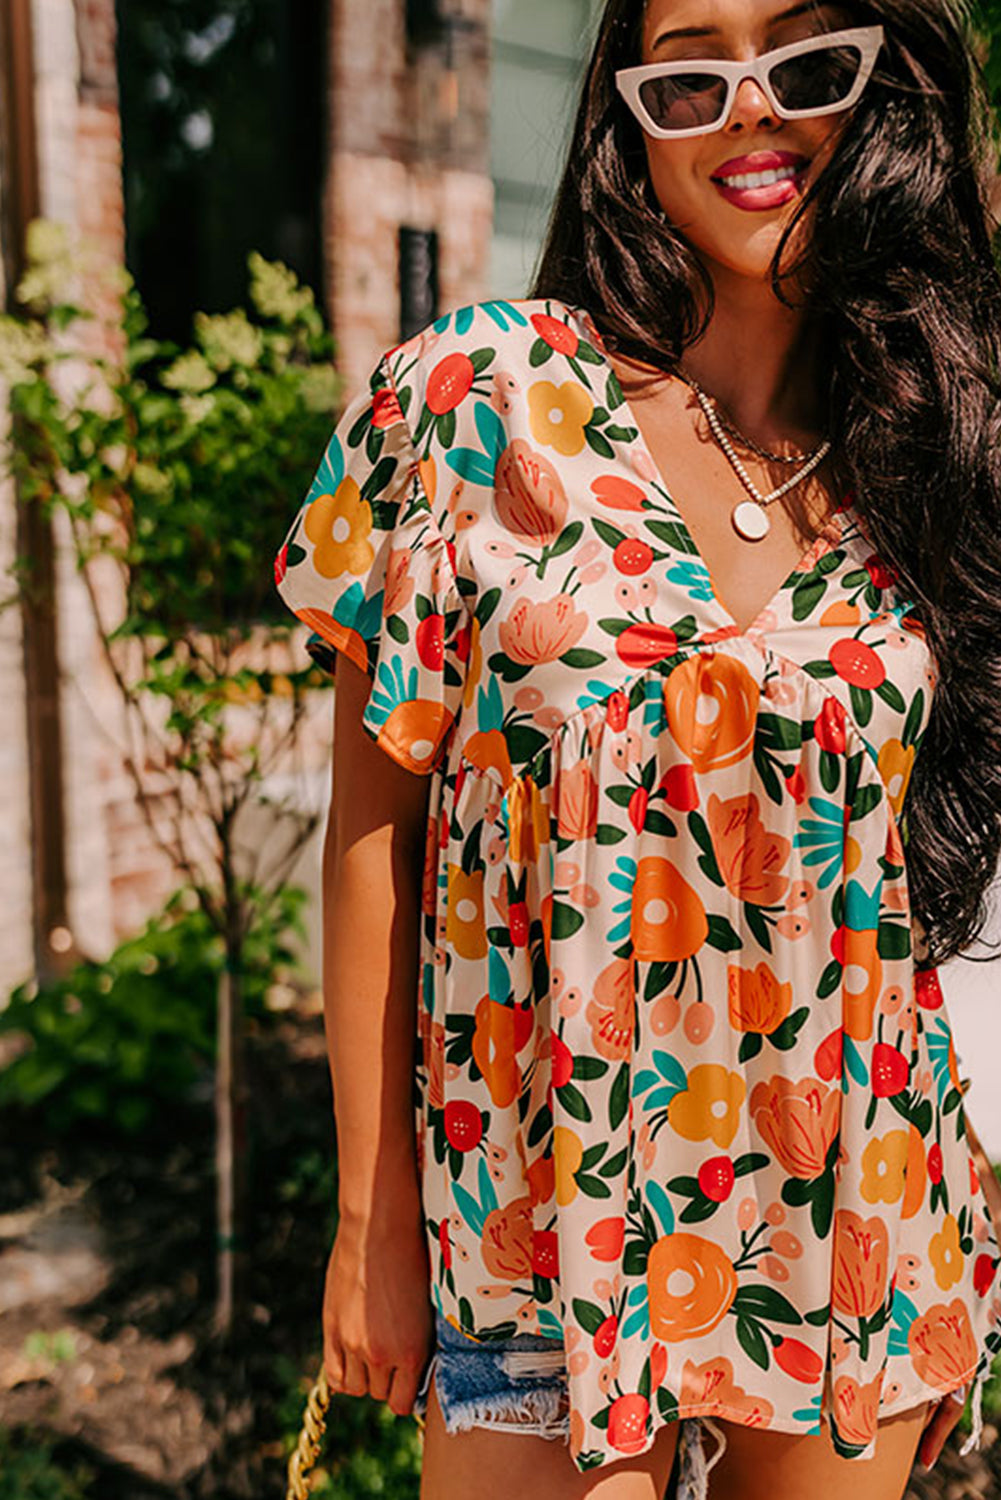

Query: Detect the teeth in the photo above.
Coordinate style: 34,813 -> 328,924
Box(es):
717,164 -> 801,189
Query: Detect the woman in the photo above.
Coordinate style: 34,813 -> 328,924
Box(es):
273,0 -> 1001,1495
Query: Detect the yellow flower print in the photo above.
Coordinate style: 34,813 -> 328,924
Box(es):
527,379 -> 594,457
554,1125 -> 584,1205
303,474 -> 374,579
859,1129 -> 909,1205
929,1213 -> 964,1291
667,1063 -> 746,1149
877,737 -> 916,817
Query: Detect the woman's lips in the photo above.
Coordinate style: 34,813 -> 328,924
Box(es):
711,158 -> 810,211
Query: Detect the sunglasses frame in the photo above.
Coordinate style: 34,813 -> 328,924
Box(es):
615,24 -> 885,139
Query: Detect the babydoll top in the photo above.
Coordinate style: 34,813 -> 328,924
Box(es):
273,297 -> 1001,1474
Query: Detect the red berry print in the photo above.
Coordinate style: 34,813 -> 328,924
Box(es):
614,537 -> 654,576
605,689 -> 629,732
607,1393 -> 650,1455
814,697 -> 847,753
660,763 -> 699,811
814,1027 -> 843,1083
973,1253 -> 995,1297
594,1313 -> 618,1358
532,1229 -> 560,1278
628,785 -> 648,834
444,1099 -> 483,1151
864,554 -> 897,589
551,1034 -> 575,1089
829,637 -> 886,689
508,899 -> 529,947
415,612 -> 446,672
530,313 -> 579,356
372,386 -> 405,429
616,621 -> 678,669
914,969 -> 944,1009
427,352 -> 475,414
697,1156 -> 735,1202
871,1042 -> 909,1097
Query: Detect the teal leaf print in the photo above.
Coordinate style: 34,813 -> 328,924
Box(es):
647,1181 -> 676,1237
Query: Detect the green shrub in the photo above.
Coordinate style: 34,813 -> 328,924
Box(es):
276,1355 -> 423,1500
0,1428 -> 93,1500
0,881 -> 309,1135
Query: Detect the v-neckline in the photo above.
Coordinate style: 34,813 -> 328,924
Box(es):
565,302 -> 855,638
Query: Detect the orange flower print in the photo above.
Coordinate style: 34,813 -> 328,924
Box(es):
727,961 -> 792,1034
708,792 -> 792,907
303,473 -> 374,579
555,760 -> 600,843
668,1064 -> 746,1149
859,1129 -> 909,1205
908,1298 -> 979,1389
647,1232 -> 738,1342
495,438 -> 568,545
527,378 -> 594,456
586,957 -> 636,1062
471,994 -> 534,1108
901,1122 -> 928,1220
446,864 -> 488,961
499,594 -> 589,665
749,1076 -> 840,1179
505,773 -> 549,865
832,1372 -> 884,1447
680,1355 -> 774,1425
481,1193 -> 534,1279
631,857 -> 709,961
831,1209 -> 890,1319
929,1213 -> 964,1291
663,653 -> 760,773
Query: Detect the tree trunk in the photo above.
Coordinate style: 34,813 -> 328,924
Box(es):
214,943 -> 249,1336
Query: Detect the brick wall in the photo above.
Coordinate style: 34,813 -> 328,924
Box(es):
0,0 -> 497,995
326,0 -> 494,387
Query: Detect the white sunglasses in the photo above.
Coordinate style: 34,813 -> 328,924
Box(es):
616,24 -> 885,139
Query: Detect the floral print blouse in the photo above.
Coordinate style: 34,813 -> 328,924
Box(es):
273,297 -> 1001,1474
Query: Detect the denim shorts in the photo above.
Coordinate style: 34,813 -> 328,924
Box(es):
411,1307 -> 728,1500
412,1307 -> 570,1439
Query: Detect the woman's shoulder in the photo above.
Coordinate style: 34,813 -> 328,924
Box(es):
380,295 -> 600,419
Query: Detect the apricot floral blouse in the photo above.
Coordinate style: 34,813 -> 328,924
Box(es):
273,297 -> 1001,1474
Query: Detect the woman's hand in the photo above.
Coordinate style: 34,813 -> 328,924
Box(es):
322,1213 -> 434,1418
917,1387 -> 967,1470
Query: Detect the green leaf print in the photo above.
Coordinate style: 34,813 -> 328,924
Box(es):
609,1063 -> 630,1129
732,1284 -> 803,1324
736,1314 -> 770,1371
791,577 -> 827,620
705,915 -> 742,952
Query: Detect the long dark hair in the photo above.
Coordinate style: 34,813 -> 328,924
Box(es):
529,0 -> 1001,971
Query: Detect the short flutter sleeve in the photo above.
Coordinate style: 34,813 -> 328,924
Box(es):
273,354 -> 471,775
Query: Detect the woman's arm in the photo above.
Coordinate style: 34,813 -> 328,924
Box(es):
320,652 -> 435,1414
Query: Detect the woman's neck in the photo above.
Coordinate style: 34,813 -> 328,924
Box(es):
680,266 -> 828,446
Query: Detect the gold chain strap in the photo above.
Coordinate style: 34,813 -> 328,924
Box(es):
285,1365 -> 331,1500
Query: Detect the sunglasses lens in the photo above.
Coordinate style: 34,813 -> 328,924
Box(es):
769,42 -> 864,111
637,73 -> 729,131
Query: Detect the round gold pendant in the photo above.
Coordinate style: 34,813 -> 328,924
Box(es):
732,500 -> 770,540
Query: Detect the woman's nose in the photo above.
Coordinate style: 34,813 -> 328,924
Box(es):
724,73 -> 780,131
